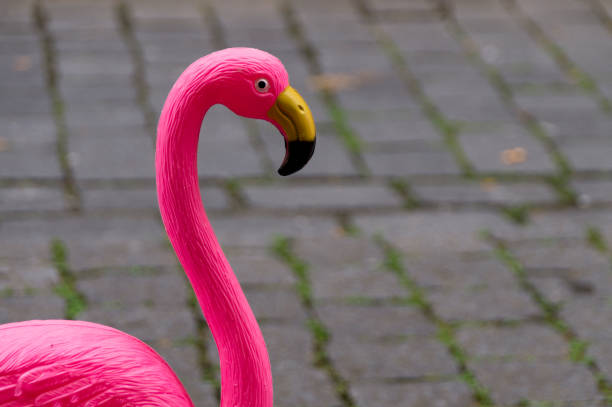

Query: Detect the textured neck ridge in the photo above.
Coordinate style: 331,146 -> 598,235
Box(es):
156,56 -> 273,407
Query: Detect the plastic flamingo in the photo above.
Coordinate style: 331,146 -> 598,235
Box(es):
0,48 -> 316,407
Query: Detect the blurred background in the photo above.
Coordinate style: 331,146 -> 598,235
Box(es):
2,0 -> 612,406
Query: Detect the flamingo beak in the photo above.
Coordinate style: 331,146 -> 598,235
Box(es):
267,86 -> 316,176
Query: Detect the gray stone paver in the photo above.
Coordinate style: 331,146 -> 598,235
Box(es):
0,185 -> 65,212
429,283 -> 541,322
295,236 -> 408,301
316,303 -> 437,340
457,323 -> 568,359
3,0 -> 612,406
349,111 -> 440,144
352,380 -> 474,407
329,335 -> 459,381
0,137 -> 63,179
364,147 -> 462,177
78,299 -> 197,345
574,180 -> 612,207
413,180 -> 556,206
0,292 -> 64,324
460,126 -> 557,174
471,359 -> 600,405
561,296 -> 612,342
225,247 -> 296,286
244,182 -> 402,211
401,252 -> 543,321
354,211 -> 503,254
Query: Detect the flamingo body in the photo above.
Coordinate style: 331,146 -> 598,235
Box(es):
0,48 -> 315,407
0,320 -> 192,406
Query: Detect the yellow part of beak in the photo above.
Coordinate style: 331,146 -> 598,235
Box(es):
267,86 -> 316,143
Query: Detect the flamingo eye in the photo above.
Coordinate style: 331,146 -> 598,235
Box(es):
255,78 -> 270,93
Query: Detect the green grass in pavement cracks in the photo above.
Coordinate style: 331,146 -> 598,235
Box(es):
33,1 -> 81,212
223,179 -> 248,210
50,239 -> 87,320
337,212 -> 361,237
326,100 -> 364,156
547,175 -> 578,206
586,226 -> 608,254
433,1 -> 579,206
523,121 -> 573,181
0,287 -> 15,299
485,232 -> 612,402
501,204 -> 530,225
279,0 -> 369,176
271,237 -> 312,307
388,178 -> 421,210
585,226 -> 612,268
517,400 -> 557,407
500,0 -> 612,114
374,235 -> 494,406
271,236 -> 356,407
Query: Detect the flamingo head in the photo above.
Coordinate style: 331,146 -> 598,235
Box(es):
210,47 -> 316,176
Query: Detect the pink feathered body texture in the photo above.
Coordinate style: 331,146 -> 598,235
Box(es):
0,48 -> 289,407
0,321 -> 193,406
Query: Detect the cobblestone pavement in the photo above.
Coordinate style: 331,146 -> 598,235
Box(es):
2,0 -> 612,406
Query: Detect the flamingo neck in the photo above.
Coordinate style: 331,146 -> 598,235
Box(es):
156,58 -> 273,407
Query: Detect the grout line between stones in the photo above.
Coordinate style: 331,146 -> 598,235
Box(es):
586,226 -> 609,254
500,0 -> 612,115
115,0 -> 158,141
352,0 -> 572,223
223,178 -> 249,210
49,238 -> 87,320
586,0 -> 612,35
484,231 -> 612,404
585,225 -> 612,268
433,0 -> 579,206
374,235 -> 495,406
350,0 -> 476,179
336,212 -> 361,237
32,0 -> 81,212
388,178 -> 422,210
271,236 -> 357,407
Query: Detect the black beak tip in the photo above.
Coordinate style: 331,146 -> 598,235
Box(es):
277,139 -> 316,176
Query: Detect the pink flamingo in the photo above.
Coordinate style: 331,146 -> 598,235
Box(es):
0,48 -> 316,407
